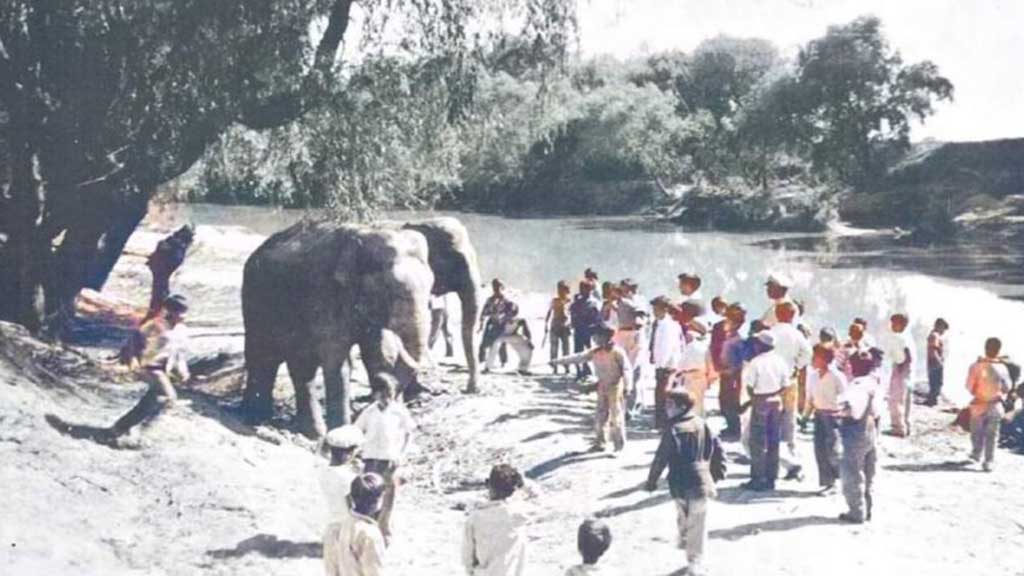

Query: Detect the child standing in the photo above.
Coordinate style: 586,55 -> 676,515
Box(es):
565,519 -> 612,575
355,373 -> 416,541
551,325 -> 633,453
925,318 -> 949,406
646,388 -> 724,576
546,281 -> 573,374
463,464 -> 530,576
323,473 -> 389,576
883,313 -> 914,437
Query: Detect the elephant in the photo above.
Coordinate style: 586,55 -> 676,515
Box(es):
241,221 -> 434,438
240,216 -> 481,438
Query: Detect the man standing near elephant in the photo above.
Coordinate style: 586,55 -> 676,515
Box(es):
480,279 -> 534,376
428,294 -> 455,359
356,373 -> 416,542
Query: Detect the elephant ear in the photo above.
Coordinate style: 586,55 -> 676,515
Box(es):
331,229 -> 367,290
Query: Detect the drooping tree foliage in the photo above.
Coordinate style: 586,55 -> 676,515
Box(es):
0,0 -> 577,335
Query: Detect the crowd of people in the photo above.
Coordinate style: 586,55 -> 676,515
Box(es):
98,230 -> 1020,574
316,267 -> 1020,575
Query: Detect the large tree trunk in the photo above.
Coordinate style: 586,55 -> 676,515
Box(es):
83,194 -> 150,291
4,140 -> 50,335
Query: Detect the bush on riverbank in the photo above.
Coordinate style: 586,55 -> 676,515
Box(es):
667,181 -> 836,232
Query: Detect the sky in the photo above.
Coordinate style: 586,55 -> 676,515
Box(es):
576,0 -> 1024,142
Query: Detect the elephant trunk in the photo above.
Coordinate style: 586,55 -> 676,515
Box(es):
459,281 -> 480,392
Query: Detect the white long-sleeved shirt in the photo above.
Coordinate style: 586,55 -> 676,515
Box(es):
462,499 -> 529,576
323,511 -> 387,576
743,350 -> 792,396
806,365 -> 848,412
769,323 -> 811,372
650,317 -> 683,369
355,403 -> 416,463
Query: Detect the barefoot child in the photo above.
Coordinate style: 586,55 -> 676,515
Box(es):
546,281 -> 573,374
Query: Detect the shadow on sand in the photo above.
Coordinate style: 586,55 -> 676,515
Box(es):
883,460 -> 978,473
709,515 -> 836,541
207,534 -> 321,560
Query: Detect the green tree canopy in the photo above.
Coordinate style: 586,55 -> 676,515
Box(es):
0,0 -> 576,334
794,15 -> 954,186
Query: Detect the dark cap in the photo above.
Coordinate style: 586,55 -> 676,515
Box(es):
650,295 -> 672,308
162,294 -> 189,313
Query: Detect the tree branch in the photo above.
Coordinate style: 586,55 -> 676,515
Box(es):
238,0 -> 354,130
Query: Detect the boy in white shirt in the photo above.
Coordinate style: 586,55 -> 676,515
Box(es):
650,296 -> 683,429
883,313 -> 914,437
355,373 -> 416,541
463,464 -> 530,576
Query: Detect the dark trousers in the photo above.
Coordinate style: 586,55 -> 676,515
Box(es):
750,397 -> 782,486
572,330 -> 593,378
719,373 -> 742,435
813,411 -> 840,487
478,321 -> 507,365
654,368 -> 672,429
363,459 -> 398,538
927,364 -> 944,404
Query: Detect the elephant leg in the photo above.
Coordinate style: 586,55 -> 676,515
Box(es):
287,358 -> 325,439
242,355 -> 281,424
460,291 -> 480,393
322,345 -> 352,428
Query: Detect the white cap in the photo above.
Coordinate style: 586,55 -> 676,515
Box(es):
325,425 -> 364,449
765,273 -> 793,288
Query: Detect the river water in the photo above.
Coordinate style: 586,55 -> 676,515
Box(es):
132,202 -> 1024,405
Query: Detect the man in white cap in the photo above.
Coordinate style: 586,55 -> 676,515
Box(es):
741,331 -> 792,491
769,302 -> 812,481
320,425 -> 365,520
760,273 -> 798,328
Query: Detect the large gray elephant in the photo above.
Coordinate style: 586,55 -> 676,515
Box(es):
240,217 -> 480,437
241,221 -> 433,437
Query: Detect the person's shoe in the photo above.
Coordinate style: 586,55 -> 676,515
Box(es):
481,368 -> 491,375
784,465 -> 804,481
838,512 -> 864,524
818,484 -> 837,496
982,461 -> 993,472
588,443 -> 607,453
968,452 -> 981,463
883,429 -> 906,438
517,369 -> 533,376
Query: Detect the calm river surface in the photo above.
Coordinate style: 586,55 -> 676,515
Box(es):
136,203 -> 1024,404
